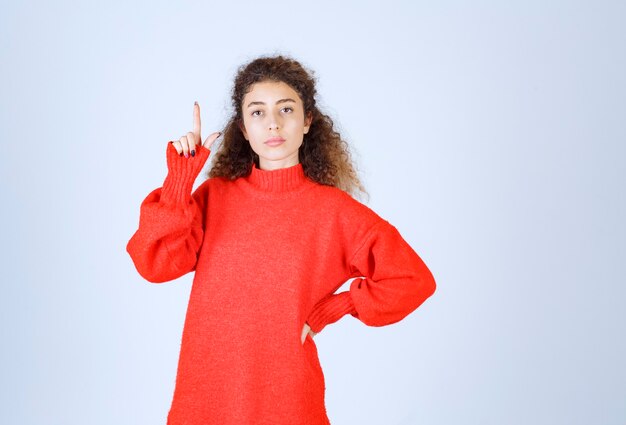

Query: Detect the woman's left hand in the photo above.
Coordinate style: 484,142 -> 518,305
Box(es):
301,322 -> 317,345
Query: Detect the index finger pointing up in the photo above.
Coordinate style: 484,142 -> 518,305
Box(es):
193,101 -> 201,139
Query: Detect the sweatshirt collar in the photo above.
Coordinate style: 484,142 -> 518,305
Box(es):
245,161 -> 309,192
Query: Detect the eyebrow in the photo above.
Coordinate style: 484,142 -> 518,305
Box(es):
246,98 -> 297,108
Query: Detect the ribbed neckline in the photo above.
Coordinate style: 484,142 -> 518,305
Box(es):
245,161 -> 310,193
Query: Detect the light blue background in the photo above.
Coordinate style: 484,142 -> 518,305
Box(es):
1,1 -> 624,424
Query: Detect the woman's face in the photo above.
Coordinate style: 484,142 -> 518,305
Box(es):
240,80 -> 312,170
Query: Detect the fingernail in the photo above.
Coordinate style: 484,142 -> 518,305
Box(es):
191,150 -> 195,157
179,152 -> 183,157
194,101 -> 198,106
184,152 -> 189,158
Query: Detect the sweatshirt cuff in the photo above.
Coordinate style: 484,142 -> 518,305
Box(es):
161,142 -> 211,205
306,291 -> 358,334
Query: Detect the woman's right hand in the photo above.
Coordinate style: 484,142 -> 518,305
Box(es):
170,101 -> 221,158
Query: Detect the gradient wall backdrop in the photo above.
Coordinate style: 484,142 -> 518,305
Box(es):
1,1 -> 624,424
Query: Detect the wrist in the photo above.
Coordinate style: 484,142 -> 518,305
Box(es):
161,142 -> 210,205
306,291 -> 356,334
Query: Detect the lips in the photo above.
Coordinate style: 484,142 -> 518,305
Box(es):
265,137 -> 286,147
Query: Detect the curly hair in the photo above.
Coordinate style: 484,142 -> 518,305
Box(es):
207,54 -> 367,199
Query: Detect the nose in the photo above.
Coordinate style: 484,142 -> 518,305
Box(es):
268,111 -> 281,131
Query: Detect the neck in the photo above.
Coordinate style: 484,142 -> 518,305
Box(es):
258,155 -> 299,171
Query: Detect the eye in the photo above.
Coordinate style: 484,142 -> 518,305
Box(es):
251,110 -> 262,117
281,107 -> 293,113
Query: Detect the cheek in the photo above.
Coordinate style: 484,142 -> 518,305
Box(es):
287,115 -> 305,129
244,117 -> 261,130
241,119 -> 257,138
245,123 -> 267,145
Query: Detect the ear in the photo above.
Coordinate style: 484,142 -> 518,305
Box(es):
303,112 -> 313,134
238,119 -> 248,140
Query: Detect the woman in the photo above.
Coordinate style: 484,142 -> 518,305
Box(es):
127,54 -> 436,424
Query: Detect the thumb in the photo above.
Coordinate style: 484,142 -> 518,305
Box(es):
301,323 -> 310,345
203,131 -> 222,150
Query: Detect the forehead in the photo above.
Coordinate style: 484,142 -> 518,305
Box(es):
243,80 -> 302,103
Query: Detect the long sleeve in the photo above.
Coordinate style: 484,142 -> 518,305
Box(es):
306,220 -> 436,333
126,143 -> 211,283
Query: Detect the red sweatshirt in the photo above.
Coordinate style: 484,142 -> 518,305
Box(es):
126,142 -> 436,425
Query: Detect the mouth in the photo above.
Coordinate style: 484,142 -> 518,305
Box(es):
265,137 -> 286,147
